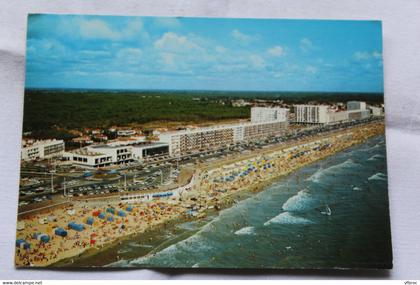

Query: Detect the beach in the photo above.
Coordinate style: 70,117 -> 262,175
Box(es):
14,121 -> 385,267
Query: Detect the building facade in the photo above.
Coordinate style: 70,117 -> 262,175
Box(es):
21,139 -> 65,161
347,101 -> 367,111
160,107 -> 288,157
64,142 -> 169,168
294,105 -> 329,124
369,106 -> 384,116
326,110 -> 349,124
251,107 -> 289,123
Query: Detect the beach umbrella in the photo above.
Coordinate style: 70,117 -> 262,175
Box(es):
54,228 -> 67,237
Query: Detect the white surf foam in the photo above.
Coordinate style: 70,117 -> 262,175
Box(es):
234,226 -> 255,235
367,154 -> 385,161
352,186 -> 363,191
307,159 -> 359,183
264,212 -> 314,226
368,172 -> 387,181
282,189 -> 319,212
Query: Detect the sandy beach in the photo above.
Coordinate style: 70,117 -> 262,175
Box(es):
15,121 -> 385,267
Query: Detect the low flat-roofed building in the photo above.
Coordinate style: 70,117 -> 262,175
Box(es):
117,129 -> 136,136
63,148 -> 113,168
131,142 -> 169,160
369,106 -> 384,116
21,139 -> 65,161
348,109 -> 371,120
87,144 -> 134,164
326,110 -> 349,124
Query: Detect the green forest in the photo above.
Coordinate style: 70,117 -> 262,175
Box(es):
23,89 -> 384,139
23,90 -> 250,136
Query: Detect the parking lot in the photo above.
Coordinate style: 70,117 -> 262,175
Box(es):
18,116 -> 383,208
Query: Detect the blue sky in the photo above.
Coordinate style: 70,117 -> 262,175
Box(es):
25,14 -> 384,92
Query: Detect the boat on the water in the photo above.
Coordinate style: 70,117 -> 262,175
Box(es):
320,205 -> 332,216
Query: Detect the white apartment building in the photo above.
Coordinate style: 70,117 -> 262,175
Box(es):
369,106 -> 384,116
294,105 -> 329,124
21,139 -> 65,161
347,101 -> 370,120
347,101 -> 367,111
251,107 -> 289,123
326,110 -> 349,124
159,107 -> 288,157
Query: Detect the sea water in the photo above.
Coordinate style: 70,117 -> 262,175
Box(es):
111,135 -> 392,269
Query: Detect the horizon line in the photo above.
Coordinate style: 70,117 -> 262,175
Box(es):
24,87 -> 384,94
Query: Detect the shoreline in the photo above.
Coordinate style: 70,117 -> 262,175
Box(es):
16,121 -> 385,268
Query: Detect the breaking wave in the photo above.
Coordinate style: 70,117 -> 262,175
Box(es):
368,154 -> 385,161
234,226 -> 255,235
307,159 -> 359,183
368,172 -> 387,181
282,189 -> 319,212
264,212 -> 314,226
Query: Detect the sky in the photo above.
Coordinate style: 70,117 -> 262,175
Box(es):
25,14 -> 384,92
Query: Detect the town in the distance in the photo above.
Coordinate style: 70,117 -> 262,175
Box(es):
16,95 -> 385,267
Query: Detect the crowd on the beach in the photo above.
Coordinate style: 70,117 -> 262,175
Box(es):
15,122 -> 384,267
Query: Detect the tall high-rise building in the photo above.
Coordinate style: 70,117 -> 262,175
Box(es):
293,105 -> 329,124
251,107 -> 289,123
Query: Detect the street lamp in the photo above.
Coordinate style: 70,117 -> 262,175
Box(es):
50,170 -> 56,194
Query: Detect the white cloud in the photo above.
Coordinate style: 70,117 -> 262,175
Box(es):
249,54 -> 266,69
305,65 -> 318,74
154,32 -> 203,53
80,50 -> 111,58
160,52 -> 176,67
116,48 -> 142,64
79,19 -> 121,40
372,50 -> 382,59
231,29 -> 254,43
154,17 -> 181,29
353,50 -> 382,61
78,18 -> 144,40
353,51 -> 370,60
267,46 -> 285,57
300,38 -> 314,52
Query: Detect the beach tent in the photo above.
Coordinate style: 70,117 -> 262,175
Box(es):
33,233 -> 50,243
67,209 -> 76,216
106,207 -> 115,214
117,210 -> 126,217
54,227 -> 67,237
85,217 -> 94,225
107,216 -> 114,222
126,206 -> 133,212
16,221 -> 25,231
98,213 -> 106,219
92,210 -> 101,217
16,239 -> 31,250
68,222 -> 84,232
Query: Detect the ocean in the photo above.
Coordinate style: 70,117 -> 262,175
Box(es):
96,135 -> 392,269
